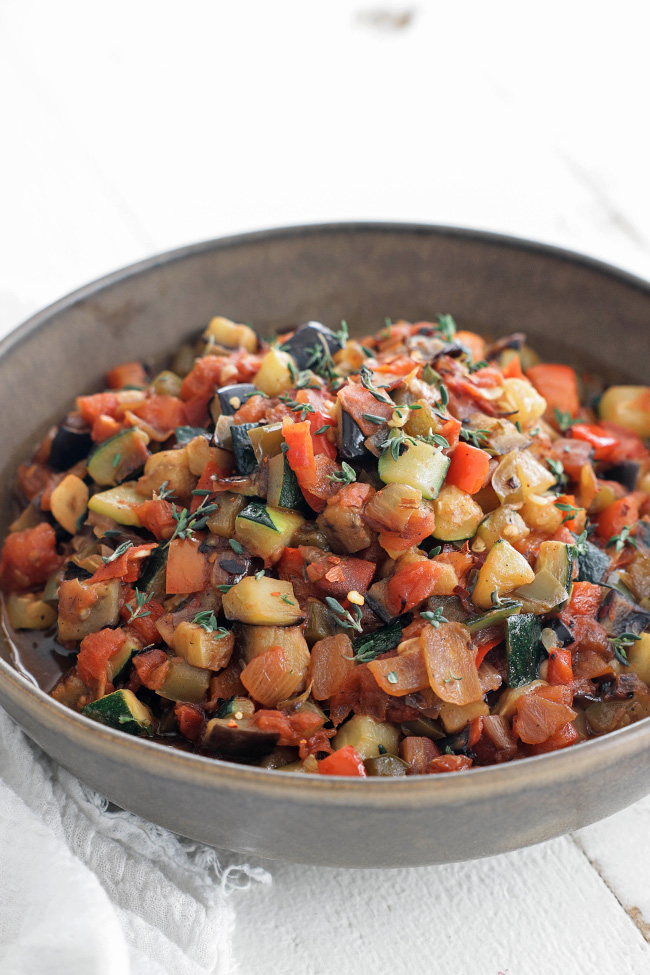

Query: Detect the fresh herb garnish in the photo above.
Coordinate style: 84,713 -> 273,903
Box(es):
611,632 -> 641,665
467,359 -> 488,374
102,540 -> 133,565
547,458 -> 568,490
125,589 -> 153,623
327,461 -> 357,485
192,610 -> 229,636
443,670 -> 463,683
422,430 -> 450,449
554,501 -> 582,525
216,584 -> 234,593
111,453 -> 122,469
607,523 -> 638,554
379,429 -> 417,462
422,364 -> 441,385
280,594 -> 295,605
325,596 -> 363,633
361,412 -> 387,425
421,607 -> 448,628
229,538 -> 244,555
254,569 -> 265,581
314,424 -> 331,435
515,420 -> 523,434
337,320 -> 349,345
169,495 -> 219,542
428,545 -> 442,558
459,427 -> 490,448
554,408 -> 580,432
359,365 -> 393,406
436,313 -> 457,342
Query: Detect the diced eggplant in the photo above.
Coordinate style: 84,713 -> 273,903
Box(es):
544,617 -> 575,646
400,716 -> 445,740
338,409 -> 369,461
157,657 -> 211,703
49,415 -> 93,471
175,425 -> 210,445
364,755 -> 409,776
136,544 -> 167,598
231,423 -> 259,476
213,383 -> 258,417
597,589 -> 650,638
202,716 -> 279,758
57,577 -> 121,641
280,321 -> 343,369
600,461 -> 640,492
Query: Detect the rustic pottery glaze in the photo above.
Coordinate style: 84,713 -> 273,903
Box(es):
1,224 -> 649,867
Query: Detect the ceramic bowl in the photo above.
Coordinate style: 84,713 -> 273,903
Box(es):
2,224 -> 649,868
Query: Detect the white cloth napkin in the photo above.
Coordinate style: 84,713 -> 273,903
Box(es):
0,706 -> 271,975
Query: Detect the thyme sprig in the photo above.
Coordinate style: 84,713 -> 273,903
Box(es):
325,596 -> 363,633
420,607 -> 449,628
125,589 -> 153,623
192,610 -> 229,636
611,632 -> 641,666
327,462 -> 357,485
459,426 -> 490,448
607,523 -> 638,554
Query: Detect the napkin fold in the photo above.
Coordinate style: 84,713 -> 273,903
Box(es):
0,707 -> 270,975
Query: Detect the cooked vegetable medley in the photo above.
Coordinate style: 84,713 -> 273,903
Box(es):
3,313 -> 650,777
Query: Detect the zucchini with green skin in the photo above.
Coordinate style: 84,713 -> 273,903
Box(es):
505,613 -> 543,688
234,502 -> 304,562
231,423 -> 259,476
378,440 -> 450,500
87,428 -> 150,486
247,424 -> 284,464
267,453 -> 310,513
536,540 -> 574,595
88,483 -> 148,527
81,689 -> 154,736
512,569 -> 569,615
175,425 -> 210,445
106,633 -> 139,682
351,616 -> 407,662
364,754 -> 409,776
465,600 -> 522,634
136,544 -> 168,599
573,535 -> 610,584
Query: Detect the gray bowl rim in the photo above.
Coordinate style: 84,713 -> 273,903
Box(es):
2,219 -> 650,806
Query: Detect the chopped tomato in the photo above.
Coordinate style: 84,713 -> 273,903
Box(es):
570,423 -> 619,461
318,745 -> 367,777
135,499 -> 177,540
455,330 -> 486,363
106,362 -> 148,389
386,560 -> 446,615
526,721 -> 579,755
445,443 -> 490,495
547,438 -> 594,480
565,581 -> 604,618
232,394 -> 268,424
77,392 -> 120,427
378,504 -> 436,556
595,494 -> 640,542
129,395 -> 187,437
337,382 -> 394,436
547,648 -> 573,685
554,493 -> 586,533
120,588 -> 165,645
91,414 -> 123,442
282,416 -> 316,480
133,648 -> 169,691
190,459 -> 227,512
428,754 -> 473,773
166,538 -> 208,593
181,353 -> 262,424
599,422 -> 649,462
501,354 -> 524,379
526,363 -> 581,419
253,709 -> 326,746
89,543 -> 157,584
305,553 -> 376,598
77,627 -> 125,688
175,703 -> 205,743
0,522 -> 62,592
474,635 -> 503,668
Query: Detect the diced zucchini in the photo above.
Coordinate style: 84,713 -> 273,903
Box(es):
202,716 -> 278,757
475,506 -> 530,552
231,423 -> 259,476
206,492 -> 249,537
50,474 -> 89,534
138,447 -> 197,499
234,502 -> 304,562
106,633 -> 139,682
81,689 -> 154,736
222,576 -> 303,625
438,699 -> 489,734
157,656 -> 211,703
253,348 -> 296,396
57,578 -> 121,642
627,632 -> 650,685
185,436 -> 232,477
363,755 -> 409,776
303,598 -> 343,645
136,544 -> 167,599
574,536 -> 610,584
333,715 -> 400,759
378,439 -> 450,500
88,483 -> 148,526
150,370 -> 183,397
172,621 -> 235,670
506,613 -> 543,688
472,539 -> 536,610
432,485 -> 483,541
6,593 -> 57,630
248,424 -> 284,464
619,554 -> 650,606
465,600 -> 522,633
204,316 -> 258,353
536,540 -> 573,593
267,452 -> 309,512
512,569 -> 569,615
87,428 -> 150,486
238,623 -> 309,665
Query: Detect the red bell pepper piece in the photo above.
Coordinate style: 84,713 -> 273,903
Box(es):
546,647 -> 573,685
445,442 -> 490,495
318,745 -> 367,777
570,423 -> 619,461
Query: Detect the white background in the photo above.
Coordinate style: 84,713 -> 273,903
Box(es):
2,2 -> 650,973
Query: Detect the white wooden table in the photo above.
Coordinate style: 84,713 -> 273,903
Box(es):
2,3 -> 650,972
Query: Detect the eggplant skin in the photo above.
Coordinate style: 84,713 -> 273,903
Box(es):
49,420 -> 93,471
338,409 -> 368,461
601,461 -> 640,492
280,321 -> 342,369
215,383 -> 258,417
597,588 -> 650,637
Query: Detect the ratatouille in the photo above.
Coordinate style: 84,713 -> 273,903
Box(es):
2,314 -> 650,776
